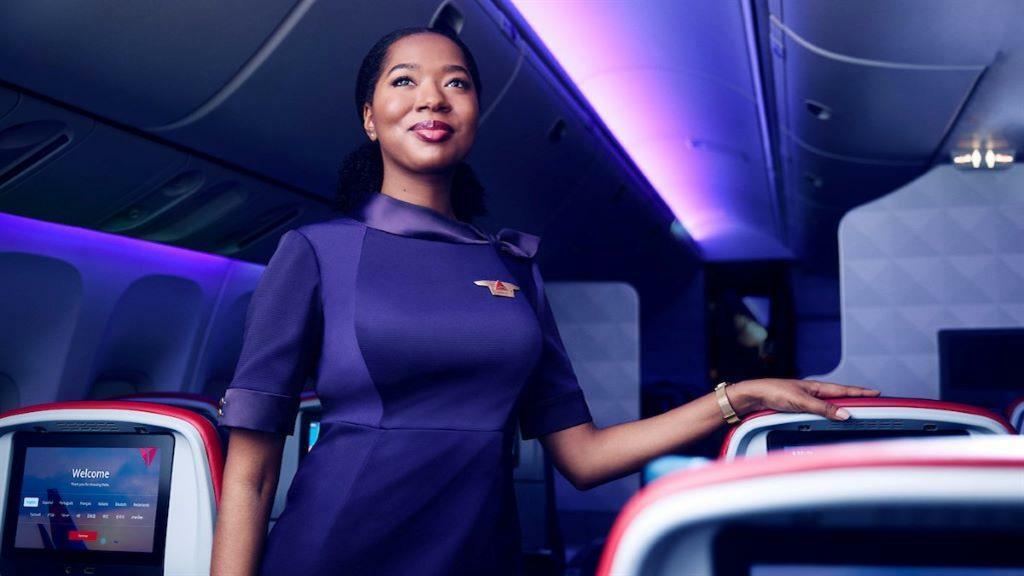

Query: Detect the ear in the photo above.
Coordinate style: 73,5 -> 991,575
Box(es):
362,103 -> 376,141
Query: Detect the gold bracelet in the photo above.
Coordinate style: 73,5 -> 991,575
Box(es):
714,381 -> 741,425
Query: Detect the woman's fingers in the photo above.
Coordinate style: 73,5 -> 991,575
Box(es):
804,380 -> 881,399
756,379 -> 879,420
798,394 -> 850,421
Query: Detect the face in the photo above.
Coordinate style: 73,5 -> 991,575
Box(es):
363,33 -> 479,176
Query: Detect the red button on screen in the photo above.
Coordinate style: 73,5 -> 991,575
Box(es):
69,531 -> 98,541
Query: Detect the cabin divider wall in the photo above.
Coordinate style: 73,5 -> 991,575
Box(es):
816,164 -> 1024,399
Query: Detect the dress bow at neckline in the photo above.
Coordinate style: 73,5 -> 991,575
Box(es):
352,192 -> 539,259
492,228 -> 539,259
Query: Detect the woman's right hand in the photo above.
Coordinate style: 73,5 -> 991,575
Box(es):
729,378 -> 881,421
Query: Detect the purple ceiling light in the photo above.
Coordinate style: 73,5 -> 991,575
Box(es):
507,0 -> 790,260
0,211 -> 263,281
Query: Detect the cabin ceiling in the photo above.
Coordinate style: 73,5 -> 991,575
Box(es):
764,0 -> 1024,273
0,1 -> 1021,275
0,0 -> 667,267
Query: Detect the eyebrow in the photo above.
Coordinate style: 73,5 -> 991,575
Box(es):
386,63 -> 471,77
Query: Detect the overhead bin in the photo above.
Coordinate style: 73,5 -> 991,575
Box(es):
771,19 -> 984,163
0,0 -> 300,127
773,0 -> 1013,66
768,0 -> 1013,163
150,0 -> 521,197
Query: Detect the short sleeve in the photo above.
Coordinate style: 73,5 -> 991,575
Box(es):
518,262 -> 593,440
217,230 -> 322,435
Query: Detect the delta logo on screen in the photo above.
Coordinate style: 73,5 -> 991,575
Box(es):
139,447 -> 157,467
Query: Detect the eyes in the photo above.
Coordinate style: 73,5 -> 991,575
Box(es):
390,75 -> 471,90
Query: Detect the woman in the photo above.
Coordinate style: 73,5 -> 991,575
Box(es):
210,26 -> 878,576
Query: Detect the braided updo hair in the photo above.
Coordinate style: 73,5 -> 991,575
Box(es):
335,26 -> 488,221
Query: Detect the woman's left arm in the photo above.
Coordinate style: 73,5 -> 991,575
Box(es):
540,379 -> 880,491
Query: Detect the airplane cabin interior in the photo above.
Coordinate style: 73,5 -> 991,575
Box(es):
0,1 -> 1021,575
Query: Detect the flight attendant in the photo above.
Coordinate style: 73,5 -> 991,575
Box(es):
210,26 -> 879,576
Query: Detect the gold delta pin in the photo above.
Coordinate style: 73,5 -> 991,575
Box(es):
474,280 -> 520,298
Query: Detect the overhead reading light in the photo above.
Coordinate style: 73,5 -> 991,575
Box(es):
952,148 -> 1014,170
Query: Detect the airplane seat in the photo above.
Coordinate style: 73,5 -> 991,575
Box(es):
513,425 -> 565,576
642,455 -> 712,484
1007,396 -> 1024,434
598,435 -> 1024,576
87,377 -> 140,400
0,401 -> 223,576
270,391 -> 322,528
720,397 -> 1013,460
88,382 -> 137,400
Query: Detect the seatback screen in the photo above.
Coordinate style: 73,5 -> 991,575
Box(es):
939,327 -> 1024,410
2,432 -> 174,569
14,446 -> 163,552
766,429 -> 969,456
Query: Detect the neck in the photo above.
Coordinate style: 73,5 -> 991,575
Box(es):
379,160 -> 456,220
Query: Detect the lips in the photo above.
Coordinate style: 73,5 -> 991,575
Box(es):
410,119 -> 453,132
410,119 -> 454,143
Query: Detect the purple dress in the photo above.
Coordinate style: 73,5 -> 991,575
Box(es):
217,192 -> 593,575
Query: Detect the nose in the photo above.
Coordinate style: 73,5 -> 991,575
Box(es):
415,81 -> 451,112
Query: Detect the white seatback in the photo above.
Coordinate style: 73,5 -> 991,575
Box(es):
0,402 -> 221,576
721,398 -> 1012,459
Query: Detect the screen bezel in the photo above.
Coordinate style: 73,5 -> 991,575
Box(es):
1,431 -> 175,567
765,429 -> 970,453
713,525 -> 1024,576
